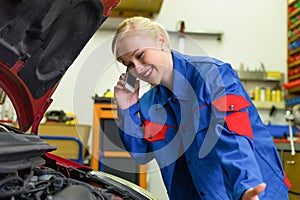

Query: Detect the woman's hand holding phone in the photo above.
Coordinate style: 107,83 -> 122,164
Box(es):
114,71 -> 139,110
124,70 -> 137,93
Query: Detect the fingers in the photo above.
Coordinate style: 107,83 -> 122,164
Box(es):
251,183 -> 266,196
242,183 -> 266,200
116,73 -> 140,94
117,73 -> 126,87
119,73 -> 126,81
115,73 -> 138,95
114,73 -> 139,109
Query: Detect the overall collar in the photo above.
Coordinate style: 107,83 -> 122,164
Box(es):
171,50 -> 190,101
154,50 -> 190,105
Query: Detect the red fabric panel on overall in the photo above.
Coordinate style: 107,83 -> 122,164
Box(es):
225,111 -> 253,140
284,173 -> 292,189
212,94 -> 251,112
212,94 -> 253,140
143,120 -> 167,142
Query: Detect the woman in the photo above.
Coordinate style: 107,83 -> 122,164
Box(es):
113,16 -> 290,200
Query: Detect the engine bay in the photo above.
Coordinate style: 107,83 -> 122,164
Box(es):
0,123 -> 153,200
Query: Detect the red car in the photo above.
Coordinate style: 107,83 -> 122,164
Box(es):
0,0 -> 156,199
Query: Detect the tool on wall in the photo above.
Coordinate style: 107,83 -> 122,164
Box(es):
177,20 -> 185,53
286,111 -> 296,156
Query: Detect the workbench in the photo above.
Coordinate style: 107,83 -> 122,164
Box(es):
274,139 -> 300,200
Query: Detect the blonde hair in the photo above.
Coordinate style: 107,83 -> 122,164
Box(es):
112,16 -> 170,56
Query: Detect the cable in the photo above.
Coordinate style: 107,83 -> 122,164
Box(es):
0,175 -> 24,198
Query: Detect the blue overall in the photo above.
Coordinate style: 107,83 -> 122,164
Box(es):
117,50 -> 290,200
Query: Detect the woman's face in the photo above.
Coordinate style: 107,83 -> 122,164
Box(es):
116,33 -> 170,86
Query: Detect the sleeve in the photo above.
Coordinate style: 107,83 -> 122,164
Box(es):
202,62 -> 264,199
117,102 -> 154,164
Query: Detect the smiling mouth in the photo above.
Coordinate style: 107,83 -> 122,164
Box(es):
143,66 -> 153,79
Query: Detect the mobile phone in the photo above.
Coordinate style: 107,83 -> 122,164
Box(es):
124,70 -> 136,93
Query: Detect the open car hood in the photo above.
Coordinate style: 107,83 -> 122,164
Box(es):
0,2 -> 160,199
0,0 -> 119,133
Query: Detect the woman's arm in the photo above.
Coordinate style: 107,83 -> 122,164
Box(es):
117,102 -> 154,164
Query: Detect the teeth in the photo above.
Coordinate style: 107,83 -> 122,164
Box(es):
144,67 -> 152,77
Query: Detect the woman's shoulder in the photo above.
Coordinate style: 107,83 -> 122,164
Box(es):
172,50 -> 233,77
172,50 -> 225,66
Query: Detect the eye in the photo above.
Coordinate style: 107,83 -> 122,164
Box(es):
126,63 -> 135,70
136,51 -> 144,59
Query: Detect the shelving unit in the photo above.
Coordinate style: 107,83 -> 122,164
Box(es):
279,3 -> 300,199
286,0 -> 300,107
167,30 -> 224,41
252,101 -> 285,110
237,70 -> 285,110
90,102 -> 147,189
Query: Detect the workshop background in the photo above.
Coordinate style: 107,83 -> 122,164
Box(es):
0,0 -> 294,199
50,0 -> 287,199
49,0 -> 287,125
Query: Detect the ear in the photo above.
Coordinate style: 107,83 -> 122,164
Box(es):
158,33 -> 167,50
158,33 -> 166,42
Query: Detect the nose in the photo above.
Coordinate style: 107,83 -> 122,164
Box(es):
133,60 -> 144,74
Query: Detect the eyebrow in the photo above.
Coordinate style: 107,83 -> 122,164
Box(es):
131,48 -> 139,57
117,48 -> 140,64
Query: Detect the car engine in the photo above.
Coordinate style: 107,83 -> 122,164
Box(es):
0,123 -> 153,200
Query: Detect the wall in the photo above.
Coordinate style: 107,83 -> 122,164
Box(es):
156,0 -> 287,70
50,0 -> 287,121
47,0 -> 287,199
